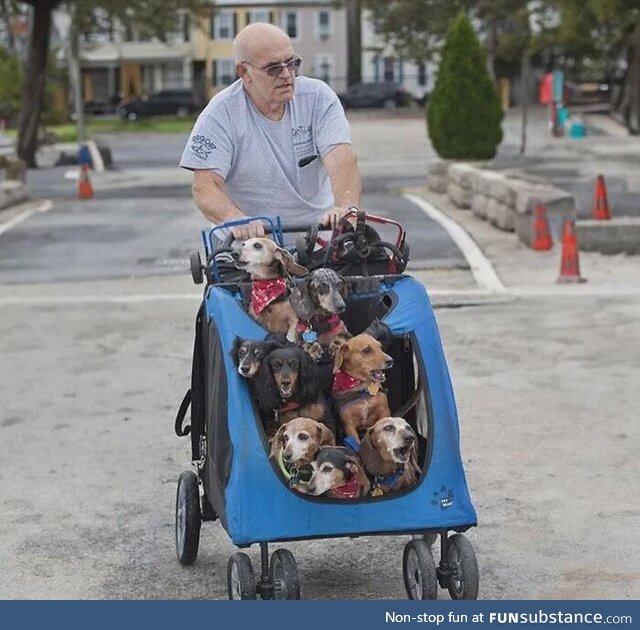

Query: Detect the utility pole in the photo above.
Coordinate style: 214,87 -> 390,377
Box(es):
520,47 -> 530,155
68,10 -> 85,145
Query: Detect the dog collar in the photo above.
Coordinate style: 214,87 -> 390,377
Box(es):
332,369 -> 363,392
328,476 -> 364,499
276,450 -> 312,486
279,401 -> 300,413
296,314 -> 345,336
251,278 -> 288,315
371,465 -> 405,497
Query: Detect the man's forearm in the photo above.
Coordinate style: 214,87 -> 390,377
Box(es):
192,173 -> 244,224
326,145 -> 362,209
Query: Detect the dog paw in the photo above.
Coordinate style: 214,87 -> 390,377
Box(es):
303,341 -> 324,362
328,337 -> 347,358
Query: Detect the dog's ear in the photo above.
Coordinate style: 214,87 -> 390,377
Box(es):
253,357 -> 281,412
231,337 -> 240,365
289,278 -> 315,321
274,246 -> 308,277
298,349 -> 320,404
269,424 -> 286,459
333,342 -> 349,373
317,423 -> 335,447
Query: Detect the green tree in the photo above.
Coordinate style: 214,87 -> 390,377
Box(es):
0,46 -> 22,121
16,0 -> 206,167
427,12 -> 503,159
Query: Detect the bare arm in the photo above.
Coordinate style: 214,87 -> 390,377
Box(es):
320,143 -> 362,228
191,169 -> 263,239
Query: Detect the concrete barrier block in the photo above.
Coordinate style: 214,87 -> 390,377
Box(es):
0,180 -> 29,210
514,183 -> 575,216
487,200 -> 516,232
428,160 -> 450,177
471,193 -> 488,219
448,163 -> 481,189
576,218 -> 640,255
427,173 -> 448,193
447,181 -> 473,208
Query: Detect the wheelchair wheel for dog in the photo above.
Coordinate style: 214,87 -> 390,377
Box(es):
270,549 -> 300,600
228,552 -> 257,600
403,539 -> 438,600
444,534 -> 479,600
175,470 -> 201,565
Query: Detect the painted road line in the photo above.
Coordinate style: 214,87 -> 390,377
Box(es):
0,293 -> 203,307
404,193 -> 507,294
0,200 -> 53,237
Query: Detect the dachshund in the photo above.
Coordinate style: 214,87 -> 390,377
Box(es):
290,268 -> 352,359
254,346 -> 333,437
231,237 -> 307,341
231,333 -> 290,378
269,417 -> 335,489
332,333 -> 394,444
304,446 -> 371,499
360,417 -> 421,496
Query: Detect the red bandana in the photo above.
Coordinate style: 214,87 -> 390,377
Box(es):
251,278 -> 287,315
328,476 -> 363,499
332,369 -> 363,392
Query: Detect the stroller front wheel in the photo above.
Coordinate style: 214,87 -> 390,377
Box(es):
228,552 -> 257,600
175,470 -> 201,565
445,534 -> 479,600
403,539 -> 438,600
270,549 -> 300,600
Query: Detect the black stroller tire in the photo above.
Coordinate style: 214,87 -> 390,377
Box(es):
228,552 -> 257,600
270,549 -> 300,600
190,251 -> 203,284
175,470 -> 201,565
445,534 -> 479,600
412,533 -> 437,547
403,539 -> 438,600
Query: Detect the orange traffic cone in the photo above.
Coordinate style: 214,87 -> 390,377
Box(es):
592,174 -> 611,220
78,164 -> 94,200
556,217 -> 586,284
532,204 -> 553,250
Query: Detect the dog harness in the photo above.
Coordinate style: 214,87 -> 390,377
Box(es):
276,450 -> 313,487
250,278 -> 288,315
327,475 -> 365,499
296,314 -> 346,342
370,465 -> 405,497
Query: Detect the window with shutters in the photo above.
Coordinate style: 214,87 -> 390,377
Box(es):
214,59 -> 236,87
247,9 -> 270,24
213,11 -> 234,39
318,11 -> 331,41
283,11 -> 298,39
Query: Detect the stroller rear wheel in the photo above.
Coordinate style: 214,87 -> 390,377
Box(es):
445,534 -> 479,600
270,549 -> 300,600
403,539 -> 438,600
228,552 -> 257,600
175,470 -> 201,565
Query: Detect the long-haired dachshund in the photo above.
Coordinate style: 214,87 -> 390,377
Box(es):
332,333 -> 394,444
231,333 -> 290,378
269,417 -> 335,489
360,417 -> 421,496
232,238 -> 307,341
255,346 -> 332,436
305,446 -> 371,499
290,268 -> 352,358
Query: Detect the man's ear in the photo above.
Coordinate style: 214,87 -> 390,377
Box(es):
274,247 -> 308,277
236,62 -> 250,81
333,342 -> 349,373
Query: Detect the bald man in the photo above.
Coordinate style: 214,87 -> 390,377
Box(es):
180,23 -> 362,240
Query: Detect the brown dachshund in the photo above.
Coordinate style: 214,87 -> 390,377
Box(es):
360,417 -> 421,496
305,446 -> 371,499
269,417 -> 335,489
231,238 -> 307,341
332,333 -> 393,444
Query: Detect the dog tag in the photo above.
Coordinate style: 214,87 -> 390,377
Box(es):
367,382 -> 380,396
371,486 -> 384,497
302,330 -> 318,343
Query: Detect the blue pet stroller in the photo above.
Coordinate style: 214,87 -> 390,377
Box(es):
174,213 -> 478,600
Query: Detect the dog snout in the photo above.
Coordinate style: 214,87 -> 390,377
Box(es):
240,365 -> 250,376
384,355 -> 394,369
403,431 -> 416,446
283,448 -> 293,462
333,294 -> 346,313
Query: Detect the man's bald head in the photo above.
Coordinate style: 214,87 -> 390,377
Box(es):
234,23 -> 291,64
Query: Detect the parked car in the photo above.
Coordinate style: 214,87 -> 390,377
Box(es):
70,96 -> 121,120
337,83 -> 412,109
117,89 -> 201,120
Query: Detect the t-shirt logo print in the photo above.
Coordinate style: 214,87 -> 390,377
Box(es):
191,134 -> 216,160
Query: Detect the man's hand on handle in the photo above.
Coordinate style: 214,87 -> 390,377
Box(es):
321,206 -> 353,231
230,220 -> 265,241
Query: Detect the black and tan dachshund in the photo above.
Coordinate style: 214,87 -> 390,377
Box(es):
254,346 -> 333,437
231,333 -> 290,378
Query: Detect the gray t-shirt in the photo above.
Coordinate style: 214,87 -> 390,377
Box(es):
179,76 -> 351,226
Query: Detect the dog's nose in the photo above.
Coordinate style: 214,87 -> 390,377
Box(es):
281,379 -> 291,387
403,432 -> 415,445
384,356 -> 394,369
283,450 -> 292,462
240,366 -> 250,375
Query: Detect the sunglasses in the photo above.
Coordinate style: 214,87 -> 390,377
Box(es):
243,55 -> 303,78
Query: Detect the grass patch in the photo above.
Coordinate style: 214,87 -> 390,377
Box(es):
5,116 -> 197,143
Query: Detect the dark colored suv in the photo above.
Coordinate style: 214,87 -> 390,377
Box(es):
337,83 -> 412,109
117,89 -> 201,120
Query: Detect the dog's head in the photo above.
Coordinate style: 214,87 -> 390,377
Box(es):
231,237 -> 307,279
269,417 -> 335,467
290,269 -> 348,321
363,417 -> 417,467
231,338 -> 269,378
333,333 -> 393,383
306,446 -> 363,496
